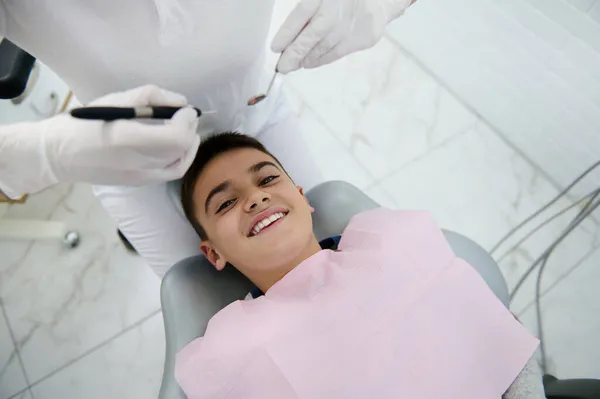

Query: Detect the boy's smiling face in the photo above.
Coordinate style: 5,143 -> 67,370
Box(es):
191,147 -> 319,284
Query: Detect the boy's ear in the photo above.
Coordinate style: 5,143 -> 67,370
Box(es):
200,241 -> 227,271
297,186 -> 315,213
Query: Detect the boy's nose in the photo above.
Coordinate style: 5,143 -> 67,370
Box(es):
246,191 -> 271,211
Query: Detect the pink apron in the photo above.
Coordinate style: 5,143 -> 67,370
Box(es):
176,209 -> 538,399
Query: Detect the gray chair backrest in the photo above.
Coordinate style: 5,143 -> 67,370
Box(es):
158,181 -> 508,399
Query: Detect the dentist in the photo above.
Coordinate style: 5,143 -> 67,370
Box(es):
0,0 -> 416,276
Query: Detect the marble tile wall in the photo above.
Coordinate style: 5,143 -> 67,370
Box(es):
387,0 -> 600,197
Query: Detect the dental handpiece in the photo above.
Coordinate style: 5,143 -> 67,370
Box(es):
70,106 -> 217,121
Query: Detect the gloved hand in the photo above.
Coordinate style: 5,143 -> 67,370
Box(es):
0,85 -> 200,199
272,0 -> 416,74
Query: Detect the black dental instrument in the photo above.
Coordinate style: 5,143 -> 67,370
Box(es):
70,106 -> 216,121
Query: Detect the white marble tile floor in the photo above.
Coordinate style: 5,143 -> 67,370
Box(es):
518,246 -> 600,379
1,14 -> 599,399
0,309 -> 28,398
0,184 -> 162,399
30,312 -> 165,399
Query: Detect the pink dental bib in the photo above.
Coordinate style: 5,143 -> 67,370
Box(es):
176,209 -> 538,399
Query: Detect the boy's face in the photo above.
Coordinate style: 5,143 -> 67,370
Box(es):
192,148 -> 316,274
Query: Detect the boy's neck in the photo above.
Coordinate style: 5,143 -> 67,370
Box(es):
251,237 -> 323,293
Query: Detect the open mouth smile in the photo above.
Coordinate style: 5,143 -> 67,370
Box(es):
248,210 -> 289,237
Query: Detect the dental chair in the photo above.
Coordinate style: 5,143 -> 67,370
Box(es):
158,180 -> 600,399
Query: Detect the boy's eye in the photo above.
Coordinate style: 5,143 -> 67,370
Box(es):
260,175 -> 280,185
216,199 -> 236,213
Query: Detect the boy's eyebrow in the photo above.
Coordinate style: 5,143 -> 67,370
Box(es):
248,161 -> 280,173
205,181 -> 231,213
204,161 -> 281,213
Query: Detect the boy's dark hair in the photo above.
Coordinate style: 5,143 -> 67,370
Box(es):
181,132 -> 285,240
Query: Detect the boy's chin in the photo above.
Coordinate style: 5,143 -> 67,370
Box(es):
253,238 -> 307,262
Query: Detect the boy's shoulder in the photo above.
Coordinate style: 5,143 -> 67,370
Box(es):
339,208 -> 443,251
347,208 -> 436,230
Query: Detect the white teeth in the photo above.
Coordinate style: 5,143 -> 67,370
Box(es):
251,212 -> 286,236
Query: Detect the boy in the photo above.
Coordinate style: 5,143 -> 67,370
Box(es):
180,132 -> 332,297
176,132 -> 544,399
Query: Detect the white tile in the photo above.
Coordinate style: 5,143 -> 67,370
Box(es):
284,37 -> 477,179
388,0 -> 600,197
7,391 -> 33,399
525,0 -> 600,49
312,145 -> 375,190
590,1 -> 600,24
283,86 -> 376,190
31,312 -> 165,399
0,312 -> 27,399
567,0 -> 595,12
365,185 -> 399,209
0,184 -> 161,383
518,246 -> 600,379
379,121 -> 600,314
283,86 -> 339,156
